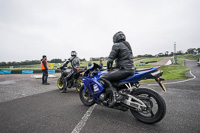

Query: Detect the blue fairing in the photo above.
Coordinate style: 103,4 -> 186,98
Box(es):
82,63 -> 160,101
121,66 -> 160,83
82,70 -> 108,98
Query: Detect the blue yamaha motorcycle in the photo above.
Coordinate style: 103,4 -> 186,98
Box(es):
79,63 -> 166,124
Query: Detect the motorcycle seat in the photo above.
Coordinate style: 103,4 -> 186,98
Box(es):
111,71 -> 145,87
135,68 -> 152,72
111,75 -> 135,88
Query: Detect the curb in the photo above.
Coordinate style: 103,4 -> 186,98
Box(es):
147,70 -> 196,85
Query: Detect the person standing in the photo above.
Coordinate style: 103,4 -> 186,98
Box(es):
41,55 -> 50,85
99,58 -> 104,69
88,62 -> 92,68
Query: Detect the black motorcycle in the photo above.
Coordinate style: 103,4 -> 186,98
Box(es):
57,66 -> 84,92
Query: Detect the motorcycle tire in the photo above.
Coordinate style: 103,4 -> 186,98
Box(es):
75,78 -> 83,92
57,78 -> 66,90
79,86 -> 95,106
130,88 -> 166,124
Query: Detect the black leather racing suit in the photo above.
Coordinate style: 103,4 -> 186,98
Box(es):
101,40 -> 134,80
100,40 -> 135,106
61,56 -> 80,89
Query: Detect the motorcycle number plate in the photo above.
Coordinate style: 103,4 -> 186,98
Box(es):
93,84 -> 99,92
159,81 -> 167,92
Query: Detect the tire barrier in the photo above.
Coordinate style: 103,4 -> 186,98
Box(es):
22,70 -> 33,74
140,61 -> 157,64
135,63 -> 146,66
0,70 -> 59,74
48,70 -> 55,73
0,67 -> 86,74
0,70 -> 11,74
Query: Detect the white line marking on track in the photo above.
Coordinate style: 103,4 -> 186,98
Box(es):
148,70 -> 196,85
71,104 -> 97,133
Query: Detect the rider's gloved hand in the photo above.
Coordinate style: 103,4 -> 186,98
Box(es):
60,66 -> 64,69
107,59 -> 113,70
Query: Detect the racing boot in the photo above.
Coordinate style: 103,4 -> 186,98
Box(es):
108,87 -> 123,107
68,80 -> 73,88
114,91 -> 123,102
61,88 -> 67,93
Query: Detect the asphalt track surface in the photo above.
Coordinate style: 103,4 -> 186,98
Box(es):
150,57 -> 172,65
0,60 -> 200,133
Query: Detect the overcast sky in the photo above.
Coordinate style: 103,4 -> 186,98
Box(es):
0,0 -> 200,62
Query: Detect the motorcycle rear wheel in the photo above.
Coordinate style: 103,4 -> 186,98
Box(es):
79,86 -> 95,106
130,88 -> 166,124
75,78 -> 83,92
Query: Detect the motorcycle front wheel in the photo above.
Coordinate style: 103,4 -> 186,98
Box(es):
57,78 -> 66,90
130,88 -> 166,124
79,86 -> 95,106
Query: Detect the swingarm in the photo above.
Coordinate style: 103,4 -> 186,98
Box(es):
121,94 -> 147,111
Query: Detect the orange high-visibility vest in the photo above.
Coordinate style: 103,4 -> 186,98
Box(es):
41,60 -> 49,70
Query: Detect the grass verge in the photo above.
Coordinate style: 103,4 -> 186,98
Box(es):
136,58 -> 189,82
135,57 -> 164,65
178,54 -> 200,61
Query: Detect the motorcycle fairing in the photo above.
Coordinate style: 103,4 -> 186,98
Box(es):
82,63 -> 160,100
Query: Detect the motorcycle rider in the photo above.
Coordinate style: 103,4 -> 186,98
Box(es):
100,31 -> 135,107
60,51 -> 80,93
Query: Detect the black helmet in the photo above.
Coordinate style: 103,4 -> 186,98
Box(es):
42,55 -> 46,58
113,31 -> 126,43
71,51 -> 77,57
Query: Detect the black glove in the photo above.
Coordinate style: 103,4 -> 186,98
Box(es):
107,59 -> 113,70
60,66 -> 64,69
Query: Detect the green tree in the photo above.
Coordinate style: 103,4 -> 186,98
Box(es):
187,48 -> 196,54
80,58 -> 86,61
176,50 -> 184,55
50,59 -> 62,63
0,62 -> 7,66
197,48 -> 200,53
165,51 -> 169,56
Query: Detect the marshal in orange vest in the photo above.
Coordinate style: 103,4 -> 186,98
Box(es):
41,60 -> 49,70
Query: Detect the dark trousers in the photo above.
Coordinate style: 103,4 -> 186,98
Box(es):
100,68 -> 134,82
42,70 -> 48,84
100,68 -> 134,91
63,70 -> 74,90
